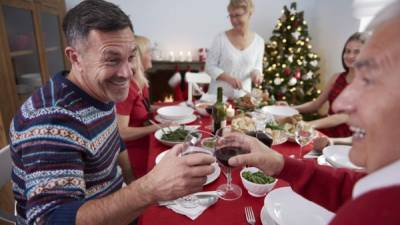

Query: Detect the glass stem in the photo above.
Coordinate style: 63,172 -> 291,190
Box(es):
226,167 -> 233,190
299,145 -> 303,158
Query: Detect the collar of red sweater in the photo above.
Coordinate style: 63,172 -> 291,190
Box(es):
353,159 -> 400,198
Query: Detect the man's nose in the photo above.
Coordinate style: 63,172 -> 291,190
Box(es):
119,61 -> 133,79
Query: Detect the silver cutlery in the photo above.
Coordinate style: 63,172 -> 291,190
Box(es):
245,206 -> 256,225
159,191 -> 218,207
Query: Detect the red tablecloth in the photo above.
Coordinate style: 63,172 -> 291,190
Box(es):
138,113 -> 313,225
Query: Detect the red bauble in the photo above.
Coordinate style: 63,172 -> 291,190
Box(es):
284,68 -> 291,76
295,69 -> 301,79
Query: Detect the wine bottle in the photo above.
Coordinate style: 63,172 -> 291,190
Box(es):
212,87 -> 226,134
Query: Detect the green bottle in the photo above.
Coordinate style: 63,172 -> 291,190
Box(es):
212,87 -> 226,134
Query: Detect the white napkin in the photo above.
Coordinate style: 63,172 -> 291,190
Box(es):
160,191 -> 218,220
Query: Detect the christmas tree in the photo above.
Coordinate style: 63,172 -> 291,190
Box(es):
262,2 -> 321,105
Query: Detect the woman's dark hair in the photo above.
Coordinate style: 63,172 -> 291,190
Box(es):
341,32 -> 366,72
62,0 -> 133,47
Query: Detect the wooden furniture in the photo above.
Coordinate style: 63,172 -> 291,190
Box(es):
0,0 -> 67,137
148,60 -> 205,103
0,145 -> 15,225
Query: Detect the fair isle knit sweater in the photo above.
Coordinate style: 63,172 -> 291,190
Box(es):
10,71 -> 126,225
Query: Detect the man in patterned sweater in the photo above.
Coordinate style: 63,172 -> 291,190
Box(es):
221,1 -> 400,224
9,1 -> 215,225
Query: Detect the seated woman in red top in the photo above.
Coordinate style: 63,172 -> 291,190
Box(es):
116,35 -> 169,177
292,32 -> 365,137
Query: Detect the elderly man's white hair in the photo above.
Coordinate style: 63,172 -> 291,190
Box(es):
367,0 -> 400,30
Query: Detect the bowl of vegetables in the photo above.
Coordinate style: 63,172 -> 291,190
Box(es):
154,125 -> 199,146
240,167 -> 277,197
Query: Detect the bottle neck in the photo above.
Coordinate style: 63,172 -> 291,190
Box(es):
217,88 -> 223,102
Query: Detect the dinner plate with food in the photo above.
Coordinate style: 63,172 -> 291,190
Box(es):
154,125 -> 200,146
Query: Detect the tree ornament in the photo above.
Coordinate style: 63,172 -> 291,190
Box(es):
288,77 -> 297,86
304,71 -> 313,80
280,14 -> 287,22
284,67 -> 291,76
295,69 -> 301,79
292,31 -> 301,40
310,60 -> 318,67
288,55 -> 294,63
274,77 -> 283,85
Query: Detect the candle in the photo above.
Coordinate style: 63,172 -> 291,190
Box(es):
187,51 -> 192,62
179,51 -> 184,62
169,51 -> 175,62
226,104 -> 235,118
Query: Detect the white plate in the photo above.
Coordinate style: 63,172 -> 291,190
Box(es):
154,125 -> 200,146
199,93 -> 227,103
157,105 -> 194,120
317,155 -> 332,167
265,187 -> 335,225
154,114 -> 197,125
322,145 -> 365,171
155,150 -> 221,186
261,106 -> 299,117
260,206 -> 277,225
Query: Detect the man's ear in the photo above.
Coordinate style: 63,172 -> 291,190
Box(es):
65,46 -> 83,72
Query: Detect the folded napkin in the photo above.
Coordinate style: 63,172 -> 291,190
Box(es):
159,191 -> 218,220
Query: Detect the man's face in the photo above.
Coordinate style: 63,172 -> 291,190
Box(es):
77,28 -> 136,103
333,18 -> 400,173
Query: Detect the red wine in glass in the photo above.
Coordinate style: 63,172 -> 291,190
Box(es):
215,146 -> 246,167
245,131 -> 273,147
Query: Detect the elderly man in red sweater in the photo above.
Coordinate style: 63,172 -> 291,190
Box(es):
221,1 -> 400,224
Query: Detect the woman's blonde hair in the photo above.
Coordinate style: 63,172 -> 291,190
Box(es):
227,0 -> 254,13
132,35 -> 150,89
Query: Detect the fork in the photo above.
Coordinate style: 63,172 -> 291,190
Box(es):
245,206 -> 256,225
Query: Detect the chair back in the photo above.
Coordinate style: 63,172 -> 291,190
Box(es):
185,72 -> 211,103
0,145 -> 12,187
0,145 -> 16,224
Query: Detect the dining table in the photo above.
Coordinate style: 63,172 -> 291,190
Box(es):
138,104 -> 316,225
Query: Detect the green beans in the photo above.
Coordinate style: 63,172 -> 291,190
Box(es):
265,121 -> 284,130
242,171 -> 276,184
161,126 -> 190,142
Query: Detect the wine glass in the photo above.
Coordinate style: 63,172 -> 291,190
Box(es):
248,111 -> 274,147
176,130 -> 215,208
295,121 -> 316,158
215,126 -> 245,201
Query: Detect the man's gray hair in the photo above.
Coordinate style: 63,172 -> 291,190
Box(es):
367,0 -> 400,31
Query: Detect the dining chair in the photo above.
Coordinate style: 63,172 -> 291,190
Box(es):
0,145 -> 16,224
185,72 -> 211,104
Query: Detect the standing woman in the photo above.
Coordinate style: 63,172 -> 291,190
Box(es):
293,32 -> 366,137
206,0 -> 264,98
116,35 -> 167,177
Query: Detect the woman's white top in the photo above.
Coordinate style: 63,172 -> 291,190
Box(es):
205,32 -> 265,98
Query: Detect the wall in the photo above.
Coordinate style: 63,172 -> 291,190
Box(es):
65,0 -> 359,85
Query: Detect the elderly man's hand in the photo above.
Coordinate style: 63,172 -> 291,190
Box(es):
144,144 -> 215,202
220,133 -> 284,177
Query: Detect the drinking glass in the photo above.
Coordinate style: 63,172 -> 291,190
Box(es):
295,121 -> 316,158
247,111 -> 274,147
176,130 -> 215,208
215,126 -> 245,200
